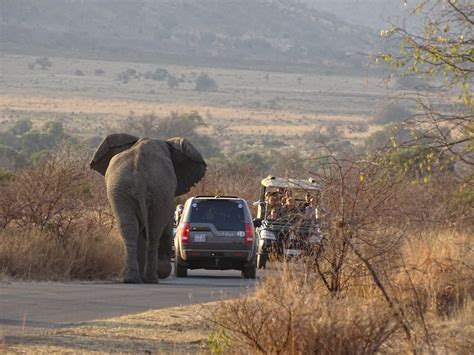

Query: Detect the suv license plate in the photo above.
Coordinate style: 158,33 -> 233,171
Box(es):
284,249 -> 301,256
194,234 -> 206,242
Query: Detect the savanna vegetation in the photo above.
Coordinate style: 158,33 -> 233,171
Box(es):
207,1 -> 473,353
0,0 -> 472,353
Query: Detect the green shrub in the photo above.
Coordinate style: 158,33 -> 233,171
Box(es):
0,119 -> 75,171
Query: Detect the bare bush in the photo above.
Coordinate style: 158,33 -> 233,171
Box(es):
0,151 -> 109,239
210,264 -> 400,354
308,153 -> 405,294
0,149 -> 122,280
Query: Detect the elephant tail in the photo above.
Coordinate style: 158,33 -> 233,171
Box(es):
137,188 -> 150,243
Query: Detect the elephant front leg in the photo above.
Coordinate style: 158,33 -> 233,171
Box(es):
158,224 -> 173,279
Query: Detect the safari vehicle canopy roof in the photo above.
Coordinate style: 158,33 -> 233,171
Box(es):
260,176 -> 321,191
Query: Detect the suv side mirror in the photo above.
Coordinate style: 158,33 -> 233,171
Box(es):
253,218 -> 262,228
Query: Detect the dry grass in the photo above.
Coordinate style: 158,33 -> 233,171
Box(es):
397,231 -> 473,319
210,267 -> 400,354
209,231 -> 474,354
0,226 -> 124,281
4,303 -> 211,353
0,95 -> 366,121
0,92 -> 376,156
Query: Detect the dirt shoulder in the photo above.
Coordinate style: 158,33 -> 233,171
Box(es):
2,303 -> 215,354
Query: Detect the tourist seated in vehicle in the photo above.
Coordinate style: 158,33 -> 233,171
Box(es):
280,197 -> 298,216
267,208 -> 279,220
174,204 -> 184,225
304,196 -> 315,220
304,195 -> 322,224
265,191 -> 282,219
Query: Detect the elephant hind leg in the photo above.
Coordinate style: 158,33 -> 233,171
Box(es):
112,198 -> 142,284
142,209 -> 160,284
143,204 -> 174,283
120,221 -> 142,284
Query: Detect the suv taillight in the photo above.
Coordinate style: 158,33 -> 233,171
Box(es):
177,222 -> 190,244
244,223 -> 254,245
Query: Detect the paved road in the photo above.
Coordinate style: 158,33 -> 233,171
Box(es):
0,269 -> 257,332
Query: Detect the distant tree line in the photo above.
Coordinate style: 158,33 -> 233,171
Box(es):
0,119 -> 75,171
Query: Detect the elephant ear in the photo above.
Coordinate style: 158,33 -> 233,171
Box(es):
166,137 -> 207,196
90,133 -> 139,175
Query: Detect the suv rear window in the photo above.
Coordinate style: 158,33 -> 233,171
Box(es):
190,200 -> 245,231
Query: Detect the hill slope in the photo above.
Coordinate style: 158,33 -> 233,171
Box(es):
1,0 -> 376,70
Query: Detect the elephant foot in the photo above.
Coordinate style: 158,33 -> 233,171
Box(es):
158,260 -> 172,279
142,275 -> 159,284
123,274 -> 142,284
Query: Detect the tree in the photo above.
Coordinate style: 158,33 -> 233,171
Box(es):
373,102 -> 413,125
0,145 -> 27,170
10,119 -> 33,136
111,111 -> 220,158
167,75 -> 180,89
380,0 -> 473,167
42,120 -> 65,138
381,1 -> 472,99
195,73 -> 218,92
32,57 -> 53,70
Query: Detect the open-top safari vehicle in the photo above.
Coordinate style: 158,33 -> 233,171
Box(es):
253,176 -> 323,269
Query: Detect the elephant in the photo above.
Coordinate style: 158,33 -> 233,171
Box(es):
90,133 -> 206,284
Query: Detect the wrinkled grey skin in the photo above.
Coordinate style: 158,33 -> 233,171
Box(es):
90,134 -> 206,284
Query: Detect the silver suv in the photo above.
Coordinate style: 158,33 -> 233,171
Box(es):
174,196 -> 257,278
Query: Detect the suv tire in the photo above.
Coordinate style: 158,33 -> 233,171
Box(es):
242,263 -> 256,279
174,254 -> 188,277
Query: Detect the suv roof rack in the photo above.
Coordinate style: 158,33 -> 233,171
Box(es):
195,195 -> 239,199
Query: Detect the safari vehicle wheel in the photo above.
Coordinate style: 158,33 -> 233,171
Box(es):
174,255 -> 188,278
257,254 -> 267,269
242,263 -> 257,279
